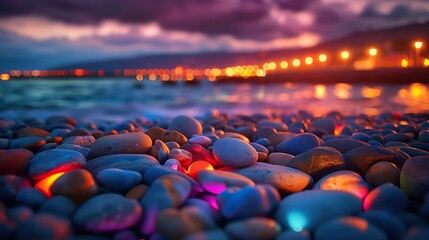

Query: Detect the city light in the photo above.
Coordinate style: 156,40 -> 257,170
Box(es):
292,59 -> 301,67
280,61 -> 288,69
319,54 -> 327,62
369,48 -> 377,56
401,59 -> 409,68
424,58 -> 429,67
414,41 -> 423,49
305,57 -> 313,65
340,50 -> 350,60
0,73 -> 10,81
268,62 -> 276,70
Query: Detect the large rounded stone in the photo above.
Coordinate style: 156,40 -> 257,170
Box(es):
365,161 -> 400,187
90,132 -> 152,157
314,170 -> 370,200
310,118 -> 336,135
74,193 -> 142,232
225,217 -> 281,240
28,149 -> 86,181
17,127 -> 50,138
9,137 -> 46,151
363,183 -> 408,212
275,190 -> 362,231
40,196 -> 76,219
400,156 -> 429,200
0,149 -> 34,175
96,168 -> 142,193
275,133 -> 321,155
360,211 -> 406,240
314,217 -> 387,240
51,169 -> 97,203
217,185 -> 280,219
286,147 -> 344,180
85,154 -> 159,176
197,169 -> 254,194
212,138 -> 258,168
228,162 -> 313,195
169,115 -> 203,138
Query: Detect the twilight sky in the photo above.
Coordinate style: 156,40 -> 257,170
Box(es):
1,0 -> 428,69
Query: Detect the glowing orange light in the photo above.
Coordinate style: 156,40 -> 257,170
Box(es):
280,61 -> 288,69
414,41 -> 423,49
187,161 -> 214,179
208,75 -> 216,81
225,68 -> 234,76
424,58 -> 429,67
34,172 -> 65,198
256,69 -> 265,77
75,69 -> 84,77
340,50 -> 350,60
31,70 -> 40,77
292,59 -> 301,67
0,73 -> 10,81
149,74 -> 156,81
314,84 -> 326,99
401,59 -> 408,68
305,57 -> 313,65
136,74 -> 143,81
268,62 -> 276,70
361,86 -> 381,99
97,70 -> 104,76
334,83 -> 352,99
263,63 -> 269,70
368,48 -> 377,56
319,54 -> 327,62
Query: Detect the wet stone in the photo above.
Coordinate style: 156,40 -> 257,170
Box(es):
28,149 -> 86,181
384,133 -> 414,143
74,193 -> 142,232
51,169 -> 97,203
182,143 -> 222,168
150,139 -> 170,164
314,170 -> 370,200
0,149 -> 33,175
212,138 -> 258,168
286,147 -> 344,180
275,133 -> 321,156
267,152 -> 294,166
96,168 -> 142,193
170,148 -> 193,166
90,132 -> 152,158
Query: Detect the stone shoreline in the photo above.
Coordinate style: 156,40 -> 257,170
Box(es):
1,111 -> 429,239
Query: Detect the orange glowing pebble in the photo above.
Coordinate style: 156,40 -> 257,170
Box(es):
34,172 -> 66,198
187,161 -> 214,179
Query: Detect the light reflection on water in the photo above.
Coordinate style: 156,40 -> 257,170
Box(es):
0,79 -> 428,120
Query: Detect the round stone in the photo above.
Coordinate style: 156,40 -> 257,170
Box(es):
28,149 -> 86,181
62,136 -> 95,148
197,169 -> 255,194
418,130 -> 429,143
365,162 -> 400,187
212,138 -> 258,168
188,135 -> 211,146
96,168 -> 142,193
275,133 -> 321,155
360,211 -> 406,240
51,169 -> 97,203
310,118 -> 336,135
400,156 -> 429,200
314,217 -> 387,240
323,138 -> 369,154
16,127 -> 50,138
15,187 -> 47,209
169,115 -> 203,138
0,149 -> 34,175
40,196 -> 76,219
267,152 -> 294,166
364,183 -> 409,212
225,217 -> 281,240
169,148 -> 193,166
74,193 -> 142,232
90,132 -> 152,157
9,136 -> 46,151
314,170 -> 370,200
275,190 -> 362,231
17,213 -> 73,239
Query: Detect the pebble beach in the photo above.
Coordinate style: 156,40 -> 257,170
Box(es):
1,110 -> 429,240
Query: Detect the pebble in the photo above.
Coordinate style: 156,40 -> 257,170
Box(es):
314,170 -> 370,199
39,196 -> 76,219
188,135 -> 212,146
0,149 -> 33,175
16,127 -> 50,138
275,190 -> 362,231
56,144 -> 91,158
286,147 -> 344,180
276,230 -> 311,240
254,126 -> 277,141
85,154 -> 159,176
384,133 -> 413,143
0,138 -> 8,149
217,184 -> 280,219
360,211 -> 406,240
126,184 -> 148,200
364,183 -> 409,212
314,217 -> 387,240
183,229 -> 230,240
146,127 -> 188,145
275,133 -> 321,155
15,187 -> 47,209
8,206 -> 34,223
74,193 -> 142,232
143,165 -> 203,192
96,168 -> 142,193
228,162 -> 313,195
62,135 -> 95,148
182,143 -> 223,168
165,141 -> 181,150
0,175 -> 31,203
250,142 -> 269,154
169,115 -> 203,138
150,139 -> 170,164
212,138 -> 258,168
9,136 -> 46,151
365,161 -> 400,187
398,146 -> 429,157
51,169 -> 97,203
221,132 -> 250,143
267,152 -> 294,166
90,132 -> 152,157
323,138 -> 369,153
417,130 -> 429,143
309,117 -> 336,135
17,213 -> 73,239
257,119 -> 288,131
400,156 -> 429,200
170,148 -> 193,166
225,217 -> 281,240
28,149 -> 86,181
46,115 -> 76,126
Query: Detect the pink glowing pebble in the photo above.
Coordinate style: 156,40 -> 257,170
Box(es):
169,148 -> 192,167
187,161 -> 214,179
182,144 -> 223,168
197,169 -> 255,194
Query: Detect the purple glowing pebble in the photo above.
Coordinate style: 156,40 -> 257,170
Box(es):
74,193 -> 142,233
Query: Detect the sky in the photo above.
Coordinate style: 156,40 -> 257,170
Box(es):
1,0 -> 429,69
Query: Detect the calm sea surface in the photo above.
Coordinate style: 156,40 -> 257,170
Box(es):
1,78 -> 428,121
